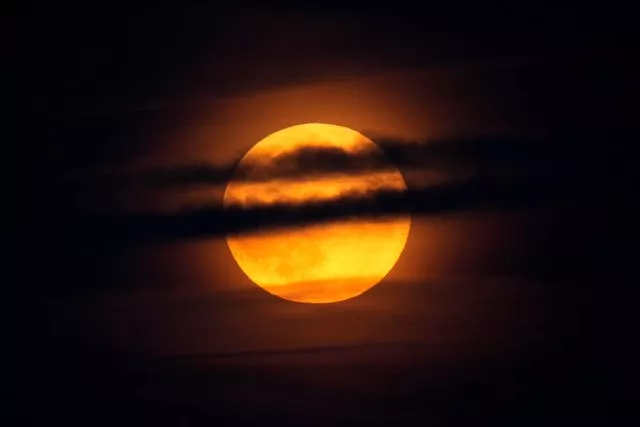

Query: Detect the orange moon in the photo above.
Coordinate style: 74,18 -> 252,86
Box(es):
223,123 -> 410,303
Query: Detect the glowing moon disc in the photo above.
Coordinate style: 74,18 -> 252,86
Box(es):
224,123 -> 410,303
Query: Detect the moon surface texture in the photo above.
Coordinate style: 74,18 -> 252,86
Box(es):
224,123 -> 411,303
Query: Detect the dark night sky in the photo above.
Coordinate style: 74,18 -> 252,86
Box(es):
16,2 -> 638,426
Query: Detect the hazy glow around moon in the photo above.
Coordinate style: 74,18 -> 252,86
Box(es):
224,123 -> 411,303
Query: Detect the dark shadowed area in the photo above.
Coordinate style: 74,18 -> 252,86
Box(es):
16,2 -> 638,426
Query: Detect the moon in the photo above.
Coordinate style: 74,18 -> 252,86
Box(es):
223,123 -> 410,303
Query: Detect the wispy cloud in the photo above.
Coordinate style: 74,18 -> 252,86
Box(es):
41,131 -> 630,243
59,133 -> 586,189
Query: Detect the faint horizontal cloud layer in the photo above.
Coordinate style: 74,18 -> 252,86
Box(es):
41,131 -> 631,243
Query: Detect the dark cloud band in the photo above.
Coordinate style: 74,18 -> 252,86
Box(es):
41,131 -> 630,244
